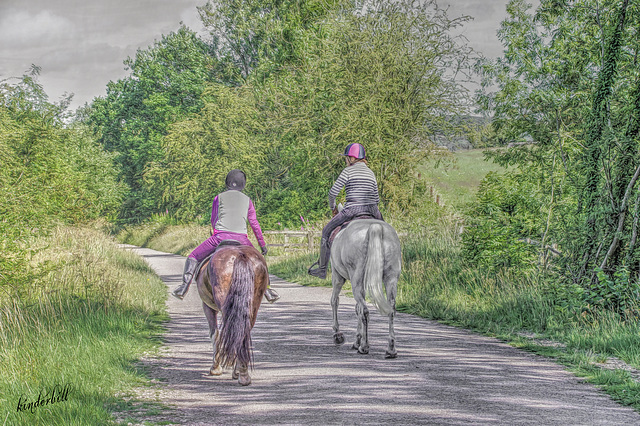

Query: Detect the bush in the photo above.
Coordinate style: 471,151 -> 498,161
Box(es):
462,171 -> 542,271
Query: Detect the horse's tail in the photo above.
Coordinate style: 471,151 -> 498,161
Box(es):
216,252 -> 254,369
364,223 -> 393,315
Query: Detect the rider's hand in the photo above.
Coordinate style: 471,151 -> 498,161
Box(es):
332,207 -> 339,217
261,245 -> 268,256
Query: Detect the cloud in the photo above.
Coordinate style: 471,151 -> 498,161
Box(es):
0,9 -> 76,45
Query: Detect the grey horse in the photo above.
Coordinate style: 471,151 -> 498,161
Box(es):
330,219 -> 402,358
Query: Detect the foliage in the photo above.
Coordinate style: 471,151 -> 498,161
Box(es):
144,84 -> 266,222
197,0 -> 349,83
87,26 -> 220,221
0,72 -> 124,296
462,171 -> 541,271
259,0 -> 474,215
124,0 -> 475,228
473,0 -> 640,306
0,226 -> 167,425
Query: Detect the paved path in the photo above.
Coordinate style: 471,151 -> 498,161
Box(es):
124,246 -> 640,425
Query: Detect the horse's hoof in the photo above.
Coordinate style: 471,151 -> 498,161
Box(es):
351,342 -> 359,350
209,365 -> 223,376
357,346 -> 369,355
385,350 -> 397,359
238,374 -> 251,386
232,369 -> 239,380
333,333 -> 345,345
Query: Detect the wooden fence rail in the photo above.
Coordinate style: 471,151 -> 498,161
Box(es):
263,229 -> 409,253
263,230 -> 321,251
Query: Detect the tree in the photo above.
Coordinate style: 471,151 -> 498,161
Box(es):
197,0 -> 349,83
258,0 -> 475,216
474,0 -> 640,306
88,26 -> 220,221
144,84 -> 267,222
1,73 -> 124,296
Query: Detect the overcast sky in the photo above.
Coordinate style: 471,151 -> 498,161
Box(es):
0,0 -> 526,111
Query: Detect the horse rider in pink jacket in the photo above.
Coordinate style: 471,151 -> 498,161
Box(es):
172,169 -> 279,302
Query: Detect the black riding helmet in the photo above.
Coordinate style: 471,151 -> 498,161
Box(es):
225,169 -> 246,191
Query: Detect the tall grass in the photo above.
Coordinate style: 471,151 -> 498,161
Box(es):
0,225 -> 167,425
398,224 -> 554,334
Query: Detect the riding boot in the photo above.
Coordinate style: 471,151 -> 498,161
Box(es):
308,238 -> 330,279
172,257 -> 198,300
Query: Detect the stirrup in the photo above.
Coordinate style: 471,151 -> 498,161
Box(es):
307,261 -> 320,274
265,288 -> 280,303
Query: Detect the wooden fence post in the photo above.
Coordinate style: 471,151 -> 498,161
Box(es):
307,231 -> 314,251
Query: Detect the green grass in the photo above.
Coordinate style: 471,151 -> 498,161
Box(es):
0,225 -> 168,425
419,149 -> 505,208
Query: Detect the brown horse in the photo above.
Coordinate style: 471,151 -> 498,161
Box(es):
195,242 -> 268,386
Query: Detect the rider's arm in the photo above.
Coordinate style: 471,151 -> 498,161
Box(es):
328,169 -> 349,210
247,200 -> 266,248
210,195 -> 220,231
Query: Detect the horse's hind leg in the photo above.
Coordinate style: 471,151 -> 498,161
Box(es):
383,271 -> 399,359
203,302 -> 223,375
351,274 -> 369,354
331,273 -> 346,345
235,361 -> 251,386
232,361 -> 250,386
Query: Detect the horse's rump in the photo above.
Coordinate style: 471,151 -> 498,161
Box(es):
332,219 -> 401,314
198,245 -> 268,370
330,219 -> 401,357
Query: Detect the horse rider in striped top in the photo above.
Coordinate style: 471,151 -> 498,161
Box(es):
172,169 -> 280,302
308,143 -> 384,279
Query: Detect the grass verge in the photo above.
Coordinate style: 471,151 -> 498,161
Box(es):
0,225 -> 168,425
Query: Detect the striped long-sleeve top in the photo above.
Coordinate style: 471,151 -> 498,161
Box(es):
328,162 -> 380,210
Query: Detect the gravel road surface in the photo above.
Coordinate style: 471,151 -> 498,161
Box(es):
122,246 -> 640,425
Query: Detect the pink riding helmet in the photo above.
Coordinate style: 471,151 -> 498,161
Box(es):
342,143 -> 366,159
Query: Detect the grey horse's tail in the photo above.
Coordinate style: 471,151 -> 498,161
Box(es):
364,223 -> 393,315
216,252 -> 254,369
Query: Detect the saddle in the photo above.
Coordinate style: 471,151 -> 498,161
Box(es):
329,213 -> 377,245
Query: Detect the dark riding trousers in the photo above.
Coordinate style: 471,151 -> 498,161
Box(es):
321,204 -> 384,243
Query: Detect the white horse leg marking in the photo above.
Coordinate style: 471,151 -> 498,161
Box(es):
203,303 -> 223,375
210,328 -> 223,375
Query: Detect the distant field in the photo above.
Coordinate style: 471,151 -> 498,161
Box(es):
419,149 -> 505,209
